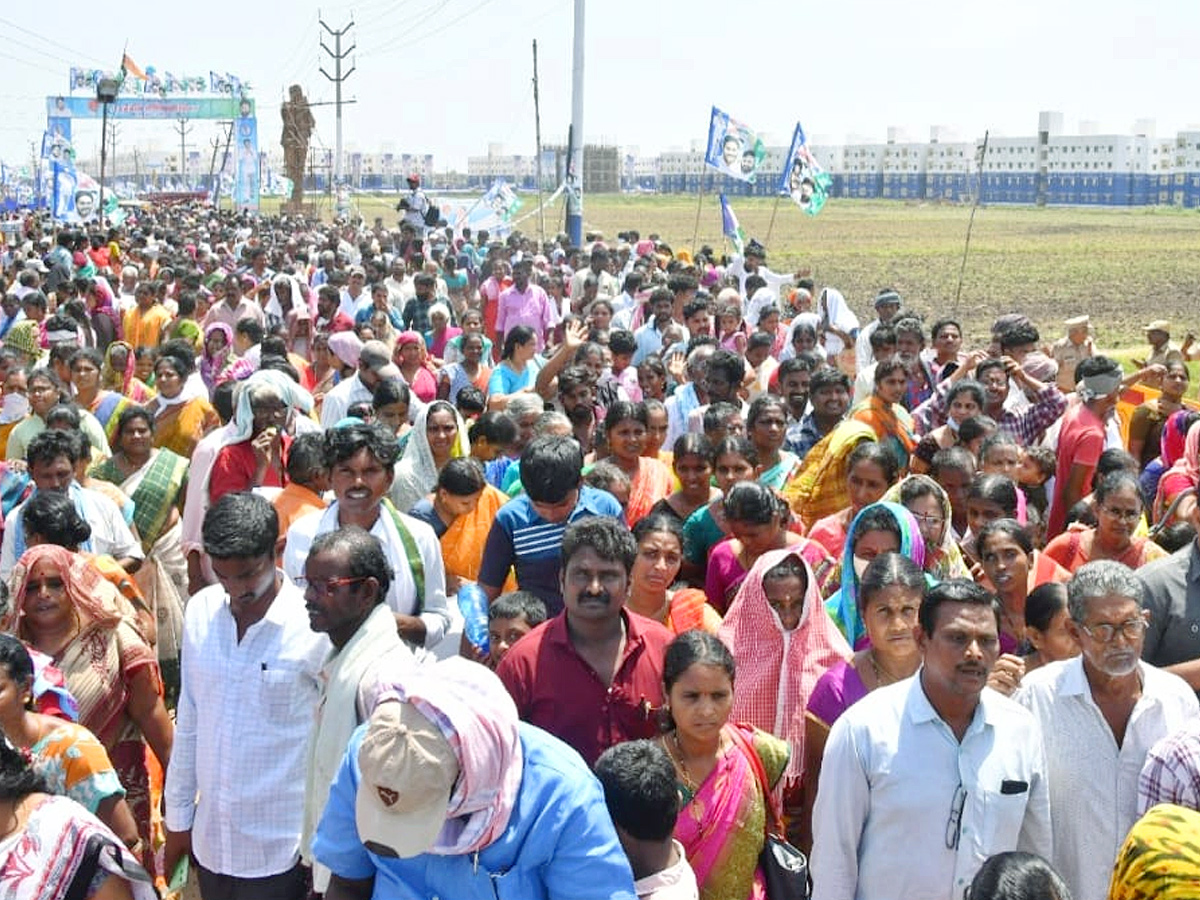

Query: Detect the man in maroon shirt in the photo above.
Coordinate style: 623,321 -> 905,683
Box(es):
497,517 -> 673,766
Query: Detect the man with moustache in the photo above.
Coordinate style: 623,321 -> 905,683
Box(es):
298,527 -> 419,894
812,580 -> 1051,900
283,423 -> 452,655
497,517 -> 673,766
1016,561 -> 1198,900
786,363 -> 851,459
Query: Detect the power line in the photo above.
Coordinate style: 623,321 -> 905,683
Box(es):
0,15 -> 109,67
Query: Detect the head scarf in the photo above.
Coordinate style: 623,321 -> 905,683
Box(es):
883,476 -> 970,581
779,312 -> 823,361
101,340 -> 137,393
1109,804 -> 1200,900
267,273 -> 304,322
390,401 -> 470,512
223,368 -> 314,449
825,501 -> 928,648
815,286 -> 860,356
200,322 -> 235,389
368,657 -> 524,856
5,545 -> 127,638
4,320 -> 40,364
328,331 -> 364,368
1159,409 -> 1193,470
718,547 -> 851,792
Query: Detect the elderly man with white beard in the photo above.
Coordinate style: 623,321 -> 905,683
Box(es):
1016,560 -> 1199,900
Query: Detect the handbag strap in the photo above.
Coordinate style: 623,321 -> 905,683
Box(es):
63,833 -> 115,900
727,724 -> 784,838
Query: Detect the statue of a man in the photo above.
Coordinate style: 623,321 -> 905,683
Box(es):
280,84 -> 315,205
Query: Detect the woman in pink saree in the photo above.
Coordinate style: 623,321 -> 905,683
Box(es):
659,630 -> 788,900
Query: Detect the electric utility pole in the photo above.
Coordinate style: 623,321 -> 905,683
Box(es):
319,18 -> 355,191
174,118 -> 193,184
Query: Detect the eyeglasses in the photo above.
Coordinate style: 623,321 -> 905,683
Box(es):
1099,506 -> 1141,522
911,513 -> 945,529
946,784 -> 967,850
294,575 -> 368,596
1080,618 -> 1148,643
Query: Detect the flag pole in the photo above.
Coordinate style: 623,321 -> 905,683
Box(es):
764,193 -> 783,246
691,173 -> 705,254
954,129 -> 989,312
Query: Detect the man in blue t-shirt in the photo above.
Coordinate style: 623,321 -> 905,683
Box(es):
313,657 -> 636,900
478,435 -> 622,616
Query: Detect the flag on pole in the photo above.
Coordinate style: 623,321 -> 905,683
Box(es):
704,106 -> 766,184
719,193 -> 744,254
779,123 -> 833,216
121,53 -> 147,81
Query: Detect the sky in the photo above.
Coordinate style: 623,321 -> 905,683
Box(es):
3,0 -> 1200,171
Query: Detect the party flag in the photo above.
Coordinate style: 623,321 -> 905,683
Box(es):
121,53 -> 147,81
704,106 -> 766,184
719,193 -> 745,254
779,123 -> 833,216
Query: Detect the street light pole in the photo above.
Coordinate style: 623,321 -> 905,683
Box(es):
96,76 -> 121,223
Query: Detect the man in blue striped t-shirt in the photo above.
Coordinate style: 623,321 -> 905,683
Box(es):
478,435 -> 623,616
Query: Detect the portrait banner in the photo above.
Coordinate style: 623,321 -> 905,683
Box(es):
778,123 -> 833,216
233,117 -> 260,211
704,106 -> 766,183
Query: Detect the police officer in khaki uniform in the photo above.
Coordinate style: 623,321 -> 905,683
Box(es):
1051,315 -> 1096,391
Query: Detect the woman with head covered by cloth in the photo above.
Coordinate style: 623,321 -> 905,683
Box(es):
718,547 -> 851,845
312,657 -> 638,900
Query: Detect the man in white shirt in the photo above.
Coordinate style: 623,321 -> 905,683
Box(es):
283,423 -> 455,657
383,256 -> 413,311
338,265 -> 368,320
0,429 -> 143,582
1016,560 -> 1199,900
164,492 -> 329,900
854,288 -> 902,374
570,246 -> 620,301
724,240 -> 796,298
318,340 -> 399,428
812,579 -> 1051,900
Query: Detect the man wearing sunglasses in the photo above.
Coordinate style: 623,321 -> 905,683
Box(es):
298,526 -> 420,894
812,579 -> 1050,900
1015,560 -> 1198,900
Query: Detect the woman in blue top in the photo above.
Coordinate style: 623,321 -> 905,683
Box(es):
487,325 -> 541,411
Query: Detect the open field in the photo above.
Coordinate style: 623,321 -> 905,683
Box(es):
268,193 -> 1200,351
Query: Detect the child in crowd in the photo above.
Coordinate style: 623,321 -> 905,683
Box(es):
487,591 -> 547,670
595,739 -> 699,900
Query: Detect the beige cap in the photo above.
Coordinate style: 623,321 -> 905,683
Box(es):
355,701 -> 459,858
1144,320 -> 1171,332
1064,315 -> 1090,327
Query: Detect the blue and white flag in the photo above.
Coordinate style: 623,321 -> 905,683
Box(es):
482,180 -> 522,222
778,123 -> 833,216
719,193 -> 745,255
704,106 -> 766,184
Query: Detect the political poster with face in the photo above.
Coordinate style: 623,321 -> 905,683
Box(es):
779,123 -> 833,216
704,106 -> 766,183
234,116 -> 260,212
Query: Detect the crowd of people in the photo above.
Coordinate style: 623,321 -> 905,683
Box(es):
0,203 -> 1197,900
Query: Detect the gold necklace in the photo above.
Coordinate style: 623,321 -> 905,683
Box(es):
665,732 -> 698,793
869,650 -> 902,687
